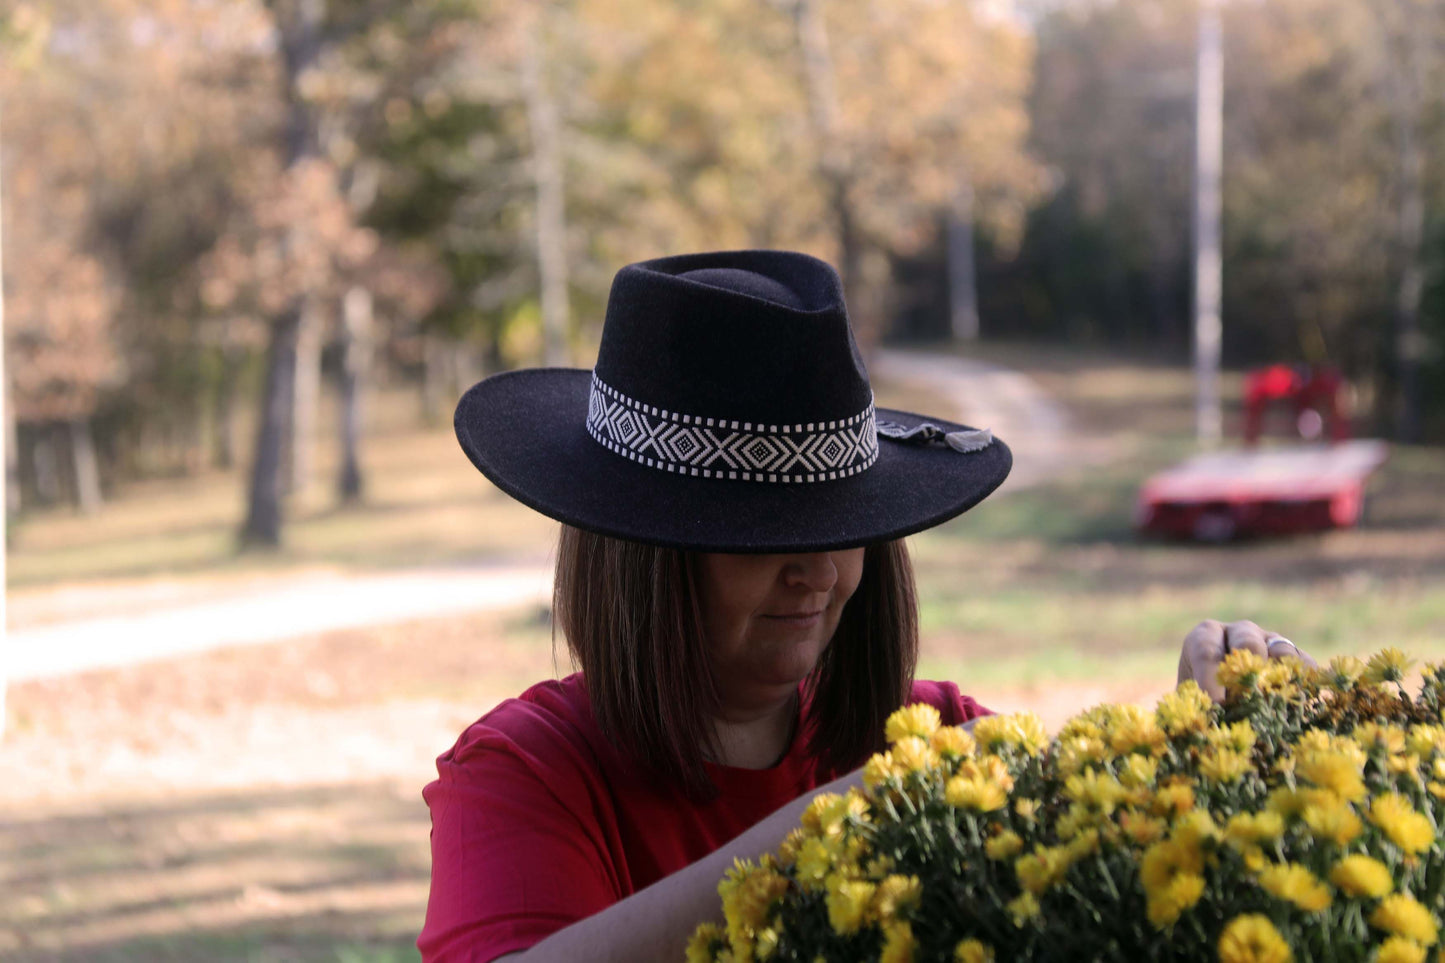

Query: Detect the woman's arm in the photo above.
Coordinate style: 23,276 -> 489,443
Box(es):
494,768 -> 862,963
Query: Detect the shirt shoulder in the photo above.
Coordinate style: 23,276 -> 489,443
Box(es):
907,679 -> 992,726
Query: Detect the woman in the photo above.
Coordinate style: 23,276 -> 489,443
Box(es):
419,250 -> 1309,962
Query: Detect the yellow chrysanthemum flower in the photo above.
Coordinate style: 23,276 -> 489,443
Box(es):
944,775 -> 1008,813
1369,794 -> 1436,856
802,791 -> 868,838
1210,720 -> 1260,754
795,837 -> 839,890
1057,735 -> 1109,776
1141,835 -> 1207,926
1120,810 -> 1168,846
1006,891 -> 1040,926
1363,648 -> 1415,686
1156,681 -> 1213,736
1065,828 -> 1101,862
972,713 -> 1048,756
1374,936 -> 1427,963
1357,722 -> 1409,756
1330,854 -> 1394,898
870,875 -> 922,923
1146,871 -> 1206,927
825,876 -> 876,935
1173,809 -> 1219,847
1013,797 -> 1040,822
1259,863 -> 1332,913
886,703 -> 942,744
954,937 -> 995,963
755,926 -> 780,960
1371,893 -> 1440,946
891,736 -> 940,775
1152,782 -> 1196,817
985,830 -> 1024,861
1110,714 -> 1168,757
1200,747 -> 1253,784
1218,914 -> 1292,963
1016,845 -> 1074,896
879,920 -> 916,963
1120,754 -> 1160,789
1258,661 -> 1296,693
1296,750 -> 1368,803
720,861 -> 790,948
954,754 -> 1016,792
1226,811 -> 1285,847
1324,655 -> 1365,689
1217,650 -> 1269,693
863,751 -> 906,789
686,922 -> 725,963
1301,795 -> 1364,846
1408,725 -> 1445,758
931,726 -> 977,759
1065,769 -> 1126,813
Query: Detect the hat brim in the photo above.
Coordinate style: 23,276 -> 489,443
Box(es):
455,368 -> 1012,553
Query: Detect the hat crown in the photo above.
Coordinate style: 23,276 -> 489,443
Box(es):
594,251 -> 871,426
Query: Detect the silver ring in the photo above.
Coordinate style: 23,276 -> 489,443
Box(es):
1267,638 -> 1299,656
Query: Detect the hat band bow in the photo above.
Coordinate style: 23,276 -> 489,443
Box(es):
585,373 -> 880,483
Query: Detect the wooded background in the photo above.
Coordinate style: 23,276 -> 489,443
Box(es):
2,0 -> 1442,544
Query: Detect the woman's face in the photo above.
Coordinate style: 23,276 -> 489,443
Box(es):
694,549 -> 866,716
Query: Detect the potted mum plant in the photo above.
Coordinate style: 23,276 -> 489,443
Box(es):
690,649 -> 1445,963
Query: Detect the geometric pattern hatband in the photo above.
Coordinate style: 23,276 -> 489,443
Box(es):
586,372 -> 880,484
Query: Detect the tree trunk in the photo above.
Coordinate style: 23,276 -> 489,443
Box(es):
948,178 -> 980,342
795,0 -> 864,322
33,424 -> 63,506
4,373 -> 17,517
69,417 -> 102,513
421,332 -> 446,426
1384,7 -> 1428,444
240,309 -> 300,547
213,346 -> 243,470
522,8 -> 570,367
337,285 -> 372,502
288,296 -> 323,495
239,0 -> 323,546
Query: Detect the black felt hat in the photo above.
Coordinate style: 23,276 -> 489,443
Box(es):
454,250 -> 1011,552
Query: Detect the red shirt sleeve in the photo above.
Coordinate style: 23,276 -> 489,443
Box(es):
908,679 -> 992,725
418,711 -> 621,963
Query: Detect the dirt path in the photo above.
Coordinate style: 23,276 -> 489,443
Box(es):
5,352 -> 1075,683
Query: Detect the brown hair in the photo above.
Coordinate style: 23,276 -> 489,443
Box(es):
552,525 -> 918,799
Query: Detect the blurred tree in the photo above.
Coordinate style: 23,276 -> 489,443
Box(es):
582,0 -> 1041,341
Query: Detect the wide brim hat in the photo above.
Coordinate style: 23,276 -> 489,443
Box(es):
455,250 -> 1011,552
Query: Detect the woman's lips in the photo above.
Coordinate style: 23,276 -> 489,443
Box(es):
762,610 -> 824,628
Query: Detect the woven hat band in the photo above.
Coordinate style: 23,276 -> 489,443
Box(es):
585,372 -> 880,484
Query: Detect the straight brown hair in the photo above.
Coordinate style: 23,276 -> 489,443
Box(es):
552,525 -> 918,799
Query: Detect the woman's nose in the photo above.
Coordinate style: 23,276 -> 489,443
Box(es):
782,553 -> 839,591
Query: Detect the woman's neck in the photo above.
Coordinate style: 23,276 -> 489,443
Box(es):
709,693 -> 799,769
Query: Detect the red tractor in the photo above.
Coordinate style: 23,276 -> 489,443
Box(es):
1136,365 -> 1388,540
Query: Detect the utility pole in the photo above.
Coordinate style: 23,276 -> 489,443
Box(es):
1,100 -> 9,738
1193,0 -> 1224,445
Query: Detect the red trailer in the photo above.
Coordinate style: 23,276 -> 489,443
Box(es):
1136,365 -> 1389,540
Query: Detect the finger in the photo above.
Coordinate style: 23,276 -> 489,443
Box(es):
1264,634 -> 1319,669
1224,620 -> 1270,658
1180,620 -> 1227,702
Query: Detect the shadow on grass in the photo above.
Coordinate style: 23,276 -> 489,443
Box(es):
1,783 -> 432,963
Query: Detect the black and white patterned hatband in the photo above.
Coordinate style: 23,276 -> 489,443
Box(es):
586,373 -> 880,483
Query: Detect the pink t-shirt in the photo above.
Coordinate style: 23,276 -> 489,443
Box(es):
418,673 -> 989,962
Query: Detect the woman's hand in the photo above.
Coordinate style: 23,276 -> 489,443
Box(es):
1176,619 -> 1317,702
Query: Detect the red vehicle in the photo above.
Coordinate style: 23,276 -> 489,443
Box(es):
1136,365 -> 1389,540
